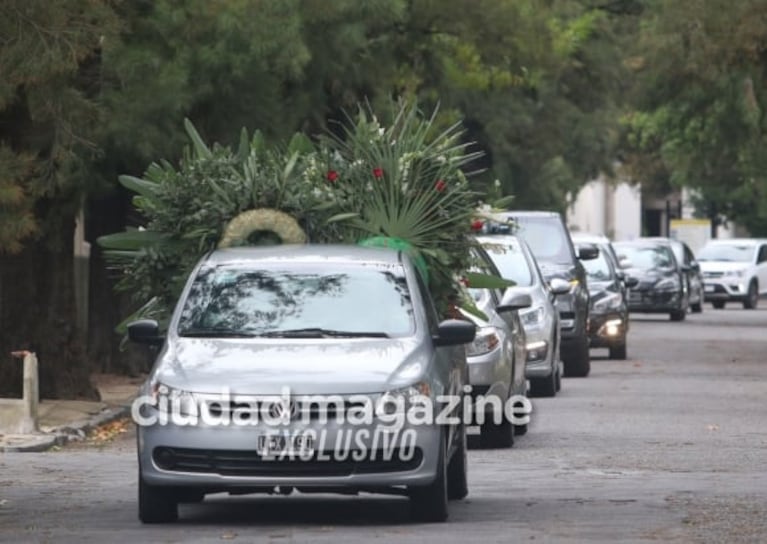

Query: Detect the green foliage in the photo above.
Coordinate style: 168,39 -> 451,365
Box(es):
98,120 -> 342,323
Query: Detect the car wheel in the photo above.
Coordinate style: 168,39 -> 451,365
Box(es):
529,371 -> 556,397
555,366 -> 562,392
410,435 -> 449,522
743,281 -> 759,309
480,413 -> 515,448
712,300 -> 726,309
563,337 -> 590,378
669,309 -> 686,321
138,476 -> 178,524
447,424 -> 468,501
609,341 -> 627,360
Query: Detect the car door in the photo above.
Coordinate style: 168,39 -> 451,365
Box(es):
756,244 -> 767,295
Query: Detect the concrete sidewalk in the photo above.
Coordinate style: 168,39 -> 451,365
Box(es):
0,373 -> 144,452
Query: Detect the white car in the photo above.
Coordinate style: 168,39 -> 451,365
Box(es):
697,238 -> 767,309
476,235 -> 570,397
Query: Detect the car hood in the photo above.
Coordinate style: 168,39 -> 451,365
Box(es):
153,337 -> 430,396
699,261 -> 750,274
536,262 -> 578,282
626,267 -> 676,284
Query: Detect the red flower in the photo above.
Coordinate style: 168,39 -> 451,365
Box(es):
471,220 -> 484,232
435,179 -> 447,192
460,276 -> 470,287
372,167 -> 384,179
326,170 -> 338,182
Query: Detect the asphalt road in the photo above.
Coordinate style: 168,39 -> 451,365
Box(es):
1,305 -> 766,543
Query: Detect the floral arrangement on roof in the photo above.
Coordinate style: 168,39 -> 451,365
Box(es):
98,101 -> 512,330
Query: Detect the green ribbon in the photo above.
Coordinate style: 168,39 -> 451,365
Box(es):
357,236 -> 429,284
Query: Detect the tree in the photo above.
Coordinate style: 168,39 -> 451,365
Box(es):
620,0 -> 767,235
0,1 -> 119,398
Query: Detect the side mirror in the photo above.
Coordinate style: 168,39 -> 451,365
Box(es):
624,276 -> 639,289
127,319 -> 165,346
690,260 -> 700,271
549,278 -> 571,296
433,319 -> 476,347
496,291 -> 533,313
680,264 -> 691,273
577,243 -> 600,261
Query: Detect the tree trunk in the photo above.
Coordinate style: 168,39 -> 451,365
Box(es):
0,199 -> 98,400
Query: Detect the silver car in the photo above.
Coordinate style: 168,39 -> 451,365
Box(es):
128,245 -> 476,523
463,247 -> 532,447
477,235 -> 570,397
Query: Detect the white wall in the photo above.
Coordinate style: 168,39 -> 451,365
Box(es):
566,176 -> 641,241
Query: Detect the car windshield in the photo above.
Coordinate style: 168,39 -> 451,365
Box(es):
582,248 -> 613,281
615,244 -> 675,270
507,216 -> 572,265
177,263 -> 415,337
480,241 -> 533,287
697,243 -> 755,263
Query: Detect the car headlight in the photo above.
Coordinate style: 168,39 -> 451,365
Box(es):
377,381 -> 432,416
592,292 -> 622,312
467,326 -> 501,356
725,269 -> 746,278
151,382 -> 198,416
520,306 -> 545,328
655,277 -> 680,291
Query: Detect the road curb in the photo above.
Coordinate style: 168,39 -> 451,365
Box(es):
0,403 -> 133,453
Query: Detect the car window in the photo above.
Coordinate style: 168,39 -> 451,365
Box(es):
178,263 -> 415,337
683,244 -> 695,265
480,241 -> 534,287
508,215 -> 573,265
413,267 -> 440,332
581,249 -> 614,281
697,243 -> 755,263
614,244 -> 675,270
758,245 -> 767,264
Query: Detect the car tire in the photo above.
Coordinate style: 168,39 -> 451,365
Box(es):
138,476 -> 178,524
563,337 -> 590,378
447,425 -> 468,501
609,341 -> 627,360
410,436 -> 449,522
712,300 -> 726,309
743,281 -> 759,309
691,289 -> 703,313
480,414 -> 515,448
670,308 -> 686,321
555,364 -> 562,392
529,371 -> 557,397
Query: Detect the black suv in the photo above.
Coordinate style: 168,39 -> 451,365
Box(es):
483,211 -> 598,377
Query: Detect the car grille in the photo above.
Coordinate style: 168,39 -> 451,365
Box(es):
152,446 -> 423,477
202,398 -> 372,421
702,271 -> 723,279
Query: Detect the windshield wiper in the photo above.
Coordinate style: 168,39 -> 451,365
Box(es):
179,329 -> 257,338
259,328 -> 390,338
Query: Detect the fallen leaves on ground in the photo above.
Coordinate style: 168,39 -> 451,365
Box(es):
86,418 -> 131,444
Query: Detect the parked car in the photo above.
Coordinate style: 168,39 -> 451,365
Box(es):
128,245 -> 476,523
571,233 -> 636,360
476,234 -> 570,397
697,238 -> 767,309
483,211 -> 598,377
613,240 -> 689,321
462,247 -> 532,446
641,237 -> 704,313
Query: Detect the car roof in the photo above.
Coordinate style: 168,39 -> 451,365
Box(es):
493,210 -> 562,218
203,244 -> 404,266
703,238 -> 766,246
475,233 -> 523,246
570,232 -> 611,244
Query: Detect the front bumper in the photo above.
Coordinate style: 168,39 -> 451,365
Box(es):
703,280 -> 749,302
588,312 -> 626,348
626,290 -> 682,313
138,417 -> 441,491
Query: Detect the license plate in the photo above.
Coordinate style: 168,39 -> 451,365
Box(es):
704,285 -> 715,293
257,433 -> 314,457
